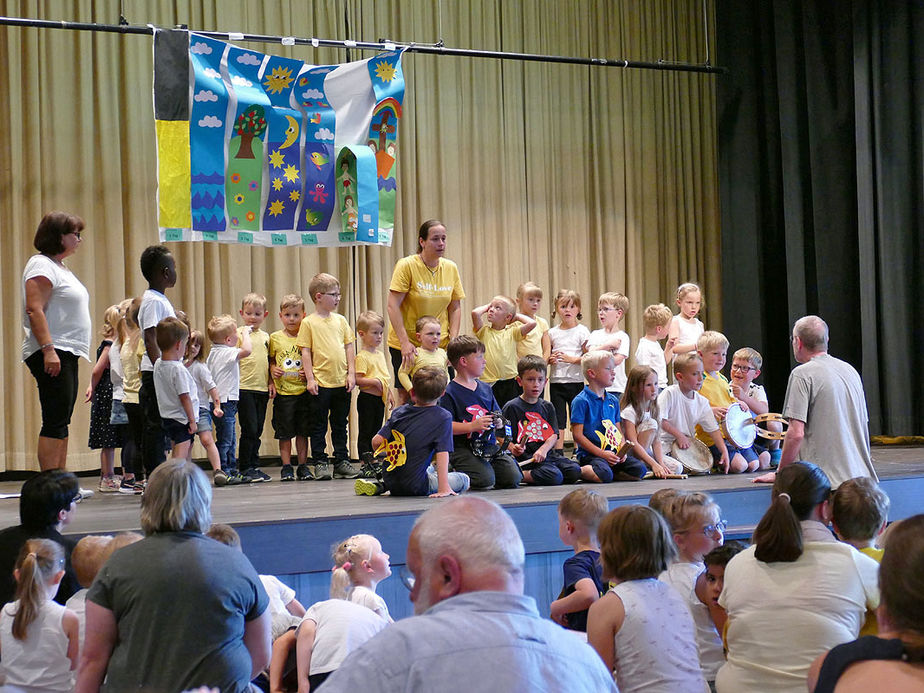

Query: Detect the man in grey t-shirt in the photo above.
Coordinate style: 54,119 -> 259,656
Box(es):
755,315 -> 875,487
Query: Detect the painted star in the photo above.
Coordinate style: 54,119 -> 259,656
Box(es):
289,190 -> 300,202
269,149 -> 285,169
283,164 -> 299,182
268,199 -> 285,217
272,177 -> 284,191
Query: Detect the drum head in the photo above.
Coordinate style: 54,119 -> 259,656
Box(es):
670,439 -> 713,474
723,405 -> 757,449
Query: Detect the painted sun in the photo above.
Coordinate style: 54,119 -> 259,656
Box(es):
269,149 -> 285,169
263,66 -> 294,95
268,199 -> 285,217
283,164 -> 299,183
373,61 -> 396,83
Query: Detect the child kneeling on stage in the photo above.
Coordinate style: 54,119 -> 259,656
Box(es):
355,366 -> 470,497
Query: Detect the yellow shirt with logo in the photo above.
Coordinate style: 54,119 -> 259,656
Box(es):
516,315 -> 549,358
387,254 -> 465,350
477,324 -> 524,384
398,347 -> 449,392
238,327 -> 269,391
696,370 -> 736,445
355,348 -> 392,404
296,312 -> 354,388
268,330 -> 306,396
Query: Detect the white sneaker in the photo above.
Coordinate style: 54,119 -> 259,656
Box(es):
77,487 -> 95,501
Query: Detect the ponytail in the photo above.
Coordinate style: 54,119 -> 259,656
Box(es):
329,534 -> 376,600
753,462 -> 831,563
12,539 -> 64,640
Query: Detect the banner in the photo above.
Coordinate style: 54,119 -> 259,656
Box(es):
153,30 -> 404,247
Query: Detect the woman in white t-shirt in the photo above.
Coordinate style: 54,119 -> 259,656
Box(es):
716,462 -> 880,693
22,212 -> 92,471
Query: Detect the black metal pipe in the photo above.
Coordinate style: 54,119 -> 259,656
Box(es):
0,15 -> 727,74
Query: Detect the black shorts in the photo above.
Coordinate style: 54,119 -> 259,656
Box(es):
163,418 -> 194,445
272,392 -> 311,439
25,349 -> 80,439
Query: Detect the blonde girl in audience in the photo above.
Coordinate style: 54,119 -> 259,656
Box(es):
667,282 -> 705,362
118,297 -> 145,493
85,304 -> 124,493
620,366 -> 683,479
547,289 -> 590,452
0,539 -> 79,691
587,505 -> 706,692
330,534 -> 393,622
184,330 -> 228,486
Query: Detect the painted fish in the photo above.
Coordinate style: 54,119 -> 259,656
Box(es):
309,151 -> 329,170
517,412 -> 554,443
595,418 -> 623,451
375,430 -> 407,472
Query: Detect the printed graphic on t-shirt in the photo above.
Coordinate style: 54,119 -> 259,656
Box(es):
275,344 -> 302,380
465,404 -> 489,438
517,412 -> 555,443
596,419 -> 623,451
376,430 -> 407,471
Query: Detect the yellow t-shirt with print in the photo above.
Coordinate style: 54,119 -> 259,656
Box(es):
516,316 -> 549,358
387,254 -> 465,350
398,347 -> 449,392
355,349 -> 391,404
858,546 -> 884,636
696,370 -> 736,445
268,330 -> 306,396
296,312 -> 354,388
238,327 -> 269,391
477,324 -> 524,384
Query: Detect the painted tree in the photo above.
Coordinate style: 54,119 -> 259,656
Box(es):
234,105 -> 267,159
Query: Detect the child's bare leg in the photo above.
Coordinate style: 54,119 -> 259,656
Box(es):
269,629 -> 297,693
728,451 -> 747,473
756,450 -> 771,470
280,439 -> 293,466
100,447 -> 115,477
172,440 -> 192,459
637,428 -> 656,452
295,436 -> 308,465
580,464 -> 603,482
195,431 -> 222,471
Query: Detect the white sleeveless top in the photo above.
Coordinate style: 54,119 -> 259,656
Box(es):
611,579 -> 708,693
0,599 -> 74,691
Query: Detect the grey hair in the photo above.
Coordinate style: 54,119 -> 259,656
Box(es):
793,315 -> 829,352
140,460 -> 212,535
412,496 -> 525,578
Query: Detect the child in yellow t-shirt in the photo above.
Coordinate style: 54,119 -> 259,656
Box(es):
472,295 -> 536,409
237,293 -> 271,483
298,273 -> 359,481
515,282 -> 551,360
397,316 -> 449,393
269,294 -> 309,482
355,310 -> 395,463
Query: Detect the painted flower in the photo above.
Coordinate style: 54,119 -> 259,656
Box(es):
249,180 -> 258,191
246,211 -> 256,221
231,173 -> 241,184
230,217 -> 240,226
234,194 -> 245,205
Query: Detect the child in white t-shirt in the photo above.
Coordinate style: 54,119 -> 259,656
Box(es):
635,303 -> 676,390
586,292 -> 631,396
619,366 -> 683,478
547,289 -> 590,452
152,317 -> 198,459
65,534 -> 112,663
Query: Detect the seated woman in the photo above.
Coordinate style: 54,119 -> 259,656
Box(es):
715,462 -> 880,693
808,514 -> 924,692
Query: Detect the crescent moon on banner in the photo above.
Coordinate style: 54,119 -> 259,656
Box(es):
281,115 -> 299,149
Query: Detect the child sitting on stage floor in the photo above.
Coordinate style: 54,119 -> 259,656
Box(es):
502,355 -> 581,485
620,365 -> 684,478
571,351 -> 647,482
658,352 -> 731,474
355,366 -> 469,497
729,346 -> 782,466
550,489 -> 608,633
472,295 -> 536,408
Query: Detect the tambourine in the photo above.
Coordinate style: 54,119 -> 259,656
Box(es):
670,439 -> 713,475
754,412 -> 788,440
721,405 -> 757,449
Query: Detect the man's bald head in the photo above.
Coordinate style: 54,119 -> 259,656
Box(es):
792,315 -> 829,360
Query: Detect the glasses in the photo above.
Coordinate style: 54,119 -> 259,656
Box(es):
702,520 -> 728,535
68,230 -> 82,239
323,292 -> 341,298
399,565 -> 415,591
730,364 -> 755,372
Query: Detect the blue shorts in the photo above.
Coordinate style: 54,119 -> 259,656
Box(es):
710,442 -> 758,463
163,418 -> 194,445
110,399 -> 129,425
196,407 -> 213,433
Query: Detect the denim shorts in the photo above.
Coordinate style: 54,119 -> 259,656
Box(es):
110,399 -> 129,425
196,407 -> 213,433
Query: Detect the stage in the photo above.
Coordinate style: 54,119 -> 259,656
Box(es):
1,446 -> 920,620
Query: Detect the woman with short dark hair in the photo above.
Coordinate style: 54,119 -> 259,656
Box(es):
22,212 -> 92,471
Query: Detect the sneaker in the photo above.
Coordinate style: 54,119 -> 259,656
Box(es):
354,478 -> 384,496
77,487 -> 95,501
132,480 -> 146,495
118,478 -> 137,494
296,463 -> 316,481
98,477 -> 120,494
315,460 -> 333,481
224,473 -> 245,486
333,460 -> 360,479
769,448 -> 782,468
213,469 -> 229,487
280,465 -> 295,482
242,468 -> 271,483
359,453 -> 383,480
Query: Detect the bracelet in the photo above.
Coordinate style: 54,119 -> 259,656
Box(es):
40,343 -> 54,351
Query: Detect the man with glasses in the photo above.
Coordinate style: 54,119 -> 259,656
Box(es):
0,469 -> 81,605
324,496 -> 617,692
755,315 -> 875,487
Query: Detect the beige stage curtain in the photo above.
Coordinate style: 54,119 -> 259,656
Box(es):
0,0 -> 719,472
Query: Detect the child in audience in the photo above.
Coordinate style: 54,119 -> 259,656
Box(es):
185,330 -> 230,486
65,534 -> 112,661
472,295 -> 536,408
357,366 -> 468,497
355,311 -> 395,463
668,282 -> 705,359
729,346 -> 782,465
153,317 -> 198,459
137,245 -> 178,476
635,303 -> 675,390
620,365 -> 684,478
269,295 -> 310,482
586,292 -> 631,397
396,315 -> 449,394
206,314 -> 253,480
85,304 -> 123,493
298,273 -> 360,481
832,477 -> 890,635
515,282 -> 551,360
659,491 -> 727,686
547,289 -> 590,452
550,489 -> 608,632
0,539 -> 79,691
330,533 -> 394,622
649,488 -> 683,517
571,351 -> 646,482
587,506 -> 706,693
502,355 -> 581,485
658,352 -> 731,474
237,293 -> 272,483
440,336 -> 522,490
118,298 -> 144,493
699,541 -> 747,638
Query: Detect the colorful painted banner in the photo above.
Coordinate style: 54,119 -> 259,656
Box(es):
153,30 -> 404,247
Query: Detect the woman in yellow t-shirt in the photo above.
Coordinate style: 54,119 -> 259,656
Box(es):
386,219 -> 465,403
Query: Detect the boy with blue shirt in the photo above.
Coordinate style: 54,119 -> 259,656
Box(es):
439,336 -> 522,490
355,366 -> 469,497
570,350 -> 647,482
